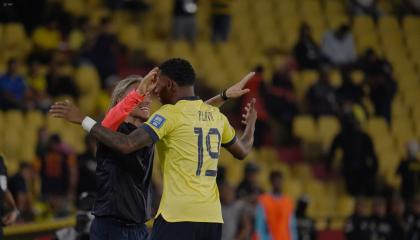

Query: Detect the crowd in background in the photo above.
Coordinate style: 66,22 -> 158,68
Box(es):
0,0 -> 420,239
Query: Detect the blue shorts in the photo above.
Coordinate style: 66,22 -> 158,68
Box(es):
90,217 -> 148,240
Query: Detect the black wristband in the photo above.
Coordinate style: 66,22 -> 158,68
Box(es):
221,89 -> 228,101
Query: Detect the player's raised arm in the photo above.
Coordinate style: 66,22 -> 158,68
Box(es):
49,101 -> 153,154
205,72 -> 254,107
224,98 -> 257,160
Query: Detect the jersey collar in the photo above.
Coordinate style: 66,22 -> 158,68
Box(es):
177,96 -> 201,101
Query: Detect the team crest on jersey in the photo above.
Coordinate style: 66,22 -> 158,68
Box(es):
150,114 -> 166,129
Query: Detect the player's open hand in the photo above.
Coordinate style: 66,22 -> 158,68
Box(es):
138,67 -> 159,95
242,98 -> 257,125
225,72 -> 255,99
2,209 -> 18,225
49,100 -> 86,124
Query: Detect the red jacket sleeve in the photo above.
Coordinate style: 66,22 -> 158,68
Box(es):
101,90 -> 145,131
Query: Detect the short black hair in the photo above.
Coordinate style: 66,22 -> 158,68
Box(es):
269,170 -> 283,182
160,58 -> 195,86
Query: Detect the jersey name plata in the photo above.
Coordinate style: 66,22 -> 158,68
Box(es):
198,111 -> 214,121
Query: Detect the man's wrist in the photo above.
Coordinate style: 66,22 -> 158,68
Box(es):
81,117 -> 97,132
221,89 -> 229,101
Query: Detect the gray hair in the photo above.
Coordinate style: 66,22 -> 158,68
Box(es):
109,75 -> 143,110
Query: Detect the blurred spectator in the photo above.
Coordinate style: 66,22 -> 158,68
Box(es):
236,163 -> 262,199
266,64 -> 298,145
172,0 -> 198,43
335,69 -> 365,107
0,58 -> 27,110
321,24 -> 357,68
0,154 -> 19,238
293,23 -> 327,70
397,140 -> 420,201
305,69 -> 337,118
82,17 -> 119,86
295,196 -> 317,240
211,0 -> 233,43
389,197 -> 408,240
406,197 -> 420,239
361,49 -> 397,123
369,197 -> 392,240
401,0 -> 420,14
344,197 -> 371,240
26,61 -> 51,111
255,171 -> 297,240
46,54 -> 79,99
347,0 -> 381,18
241,66 -> 270,148
220,182 -> 252,240
8,162 -> 35,222
327,113 -> 378,196
77,136 -> 97,197
32,19 -> 61,51
35,134 -> 78,217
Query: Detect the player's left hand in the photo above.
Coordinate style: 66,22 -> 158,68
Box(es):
2,209 -> 18,225
49,100 -> 86,124
225,72 -> 255,99
242,98 -> 257,125
138,67 -> 159,95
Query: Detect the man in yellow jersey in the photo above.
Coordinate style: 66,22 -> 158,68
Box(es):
50,58 -> 257,240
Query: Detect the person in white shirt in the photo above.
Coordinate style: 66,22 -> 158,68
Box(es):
321,24 -> 357,68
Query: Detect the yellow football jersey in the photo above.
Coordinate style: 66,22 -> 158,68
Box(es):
142,97 -> 236,223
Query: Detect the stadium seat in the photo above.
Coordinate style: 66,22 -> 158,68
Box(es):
118,24 -> 143,50
403,16 -> 420,35
293,115 -> 317,141
336,196 -> 355,218
283,178 -> 303,200
366,117 -> 389,136
353,16 -> 376,34
144,41 -> 168,62
378,15 -> 400,33
325,1 -> 346,16
75,65 -> 100,115
5,110 -> 24,129
63,0 -> 85,16
318,116 -> 340,149
329,70 -> 343,87
26,110 -> 45,130
295,70 -> 319,100
3,23 -> 30,59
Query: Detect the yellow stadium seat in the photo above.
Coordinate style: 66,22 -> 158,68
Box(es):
378,152 -> 400,176
63,0 -> 85,16
283,178 -> 303,200
26,110 -> 45,130
336,196 -> 355,218
366,117 -> 389,136
327,14 -> 350,29
294,70 -> 318,100
3,23 -> 30,59
325,1 -> 346,15
291,164 -> 313,182
329,70 -> 343,87
318,116 -> 340,148
354,16 -> 376,33
301,0 -> 322,16
5,110 -> 24,129
378,16 -> 400,32
293,115 -> 317,141
403,16 -> 420,34
145,41 -> 168,62
118,24 -> 143,50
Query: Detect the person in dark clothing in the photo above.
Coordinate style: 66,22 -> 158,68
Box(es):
335,69 -> 365,107
266,64 -> 298,145
406,197 -> 420,240
344,197 -> 371,240
389,197 -> 408,240
8,162 -> 34,222
369,197 -> 392,240
397,140 -> 420,202
236,163 -> 262,199
77,136 -> 97,197
293,23 -> 327,70
306,69 -> 338,118
46,56 -> 79,99
0,154 -> 19,238
295,196 -> 317,240
172,0 -> 198,42
362,49 -> 397,123
211,0 -> 233,43
326,113 -> 378,196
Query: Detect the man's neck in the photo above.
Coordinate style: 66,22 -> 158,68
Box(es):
173,86 -> 196,103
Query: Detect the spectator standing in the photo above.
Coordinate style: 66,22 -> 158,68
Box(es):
345,198 -> 371,240
26,61 -> 51,111
35,134 -> 78,217
236,163 -> 262,199
8,162 -> 34,222
335,69 -> 365,107
241,66 -> 270,148
295,196 -> 317,240
293,23 -> 327,70
46,54 -> 79,99
347,0 -> 381,18
326,113 -> 378,196
321,24 -> 357,68
211,0 -> 233,43
305,69 -> 337,118
369,197 -> 392,240
361,49 -> 397,123
0,58 -> 27,110
255,171 -> 297,240
172,0 -> 198,43
397,140 -> 420,202
402,0 -> 420,15
220,182 -> 252,240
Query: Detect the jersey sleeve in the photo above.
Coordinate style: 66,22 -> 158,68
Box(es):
141,106 -> 175,143
101,90 -> 145,131
221,115 -> 237,147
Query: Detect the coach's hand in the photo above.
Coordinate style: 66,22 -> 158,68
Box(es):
138,67 -> 159,95
242,98 -> 257,125
49,100 -> 86,124
225,72 -> 254,99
